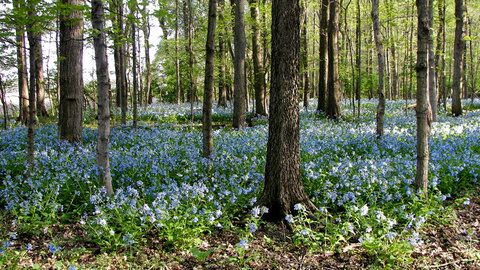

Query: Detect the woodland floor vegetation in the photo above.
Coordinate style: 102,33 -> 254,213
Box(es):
0,99 -> 479,269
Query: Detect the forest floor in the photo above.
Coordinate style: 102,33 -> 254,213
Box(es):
1,188 -> 479,269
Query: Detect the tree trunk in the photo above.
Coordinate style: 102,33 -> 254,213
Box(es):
435,0 -> 446,111
26,2 -> 38,171
259,0 -> 316,221
59,0 -> 84,143
203,0 -> 217,158
119,2 -> 127,124
233,0 -> 247,128
301,7 -> 309,110
415,0 -> 432,195
91,0 -> 113,195
175,0 -> 182,104
355,0 -> 361,116
217,0 -> 228,107
372,0 -> 385,139
0,76 -> 8,129
185,0 -> 195,121
317,0 -> 328,113
250,0 -> 267,116
326,0 -> 341,119
34,35 -> 48,117
452,0 -> 464,116
14,0 -> 29,125
427,0 -> 437,122
131,8 -> 138,129
142,6 -> 153,105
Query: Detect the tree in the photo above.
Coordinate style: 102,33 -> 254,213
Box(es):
0,75 -> 8,129
452,0 -> 464,117
259,0 -> 316,221
91,0 -> 113,195
202,0 -> 217,158
110,0 -> 127,124
435,0 -> 446,111
427,0 -> 437,122
26,0 -> 38,170
316,0 -> 328,113
174,0 -> 182,104
141,4 -> 153,104
13,0 -> 29,125
355,0 -> 361,116
58,0 -> 84,143
217,0 -> 228,107
371,0 -> 385,139
250,0 -> 267,116
415,0 -> 432,194
233,0 -> 247,128
130,5 -> 138,129
326,0 -> 341,119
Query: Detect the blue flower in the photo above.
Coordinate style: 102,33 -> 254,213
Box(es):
285,215 -> 294,223
48,244 -> 61,254
26,243 -> 33,251
237,239 -> 249,248
247,222 -> 257,233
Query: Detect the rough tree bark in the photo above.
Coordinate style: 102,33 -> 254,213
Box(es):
175,0 -> 182,104
217,0 -> 228,107
452,0 -> 464,116
259,0 -> 317,221
26,0 -> 37,170
233,0 -> 247,128
142,5 -> 153,104
91,0 -> 114,195
371,0 -> 385,140
317,0 -> 328,113
59,0 -> 84,143
202,0 -> 217,158
14,0 -> 29,125
435,0 -> 446,111
131,13 -> 138,129
427,0 -> 437,122
250,0 -> 267,116
326,0 -> 341,119
415,0 -> 432,194
355,0 -> 361,116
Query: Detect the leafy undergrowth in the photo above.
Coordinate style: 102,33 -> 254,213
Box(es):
0,192 -> 478,269
1,99 -> 480,269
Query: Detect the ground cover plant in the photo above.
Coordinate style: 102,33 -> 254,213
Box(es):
0,99 -> 479,269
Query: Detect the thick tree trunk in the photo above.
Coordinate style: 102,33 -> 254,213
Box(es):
317,0 -> 328,113
91,0 -> 113,195
326,0 -> 341,119
415,0 -> 432,195
372,0 -> 385,139
427,0 -> 437,122
452,0 -> 464,116
259,0 -> 316,222
14,0 -> 29,125
203,0 -> 217,158
59,0 -> 84,143
233,0 -> 247,128
250,0 -> 267,116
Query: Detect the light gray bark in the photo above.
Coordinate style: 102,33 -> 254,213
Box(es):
92,0 -> 113,195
